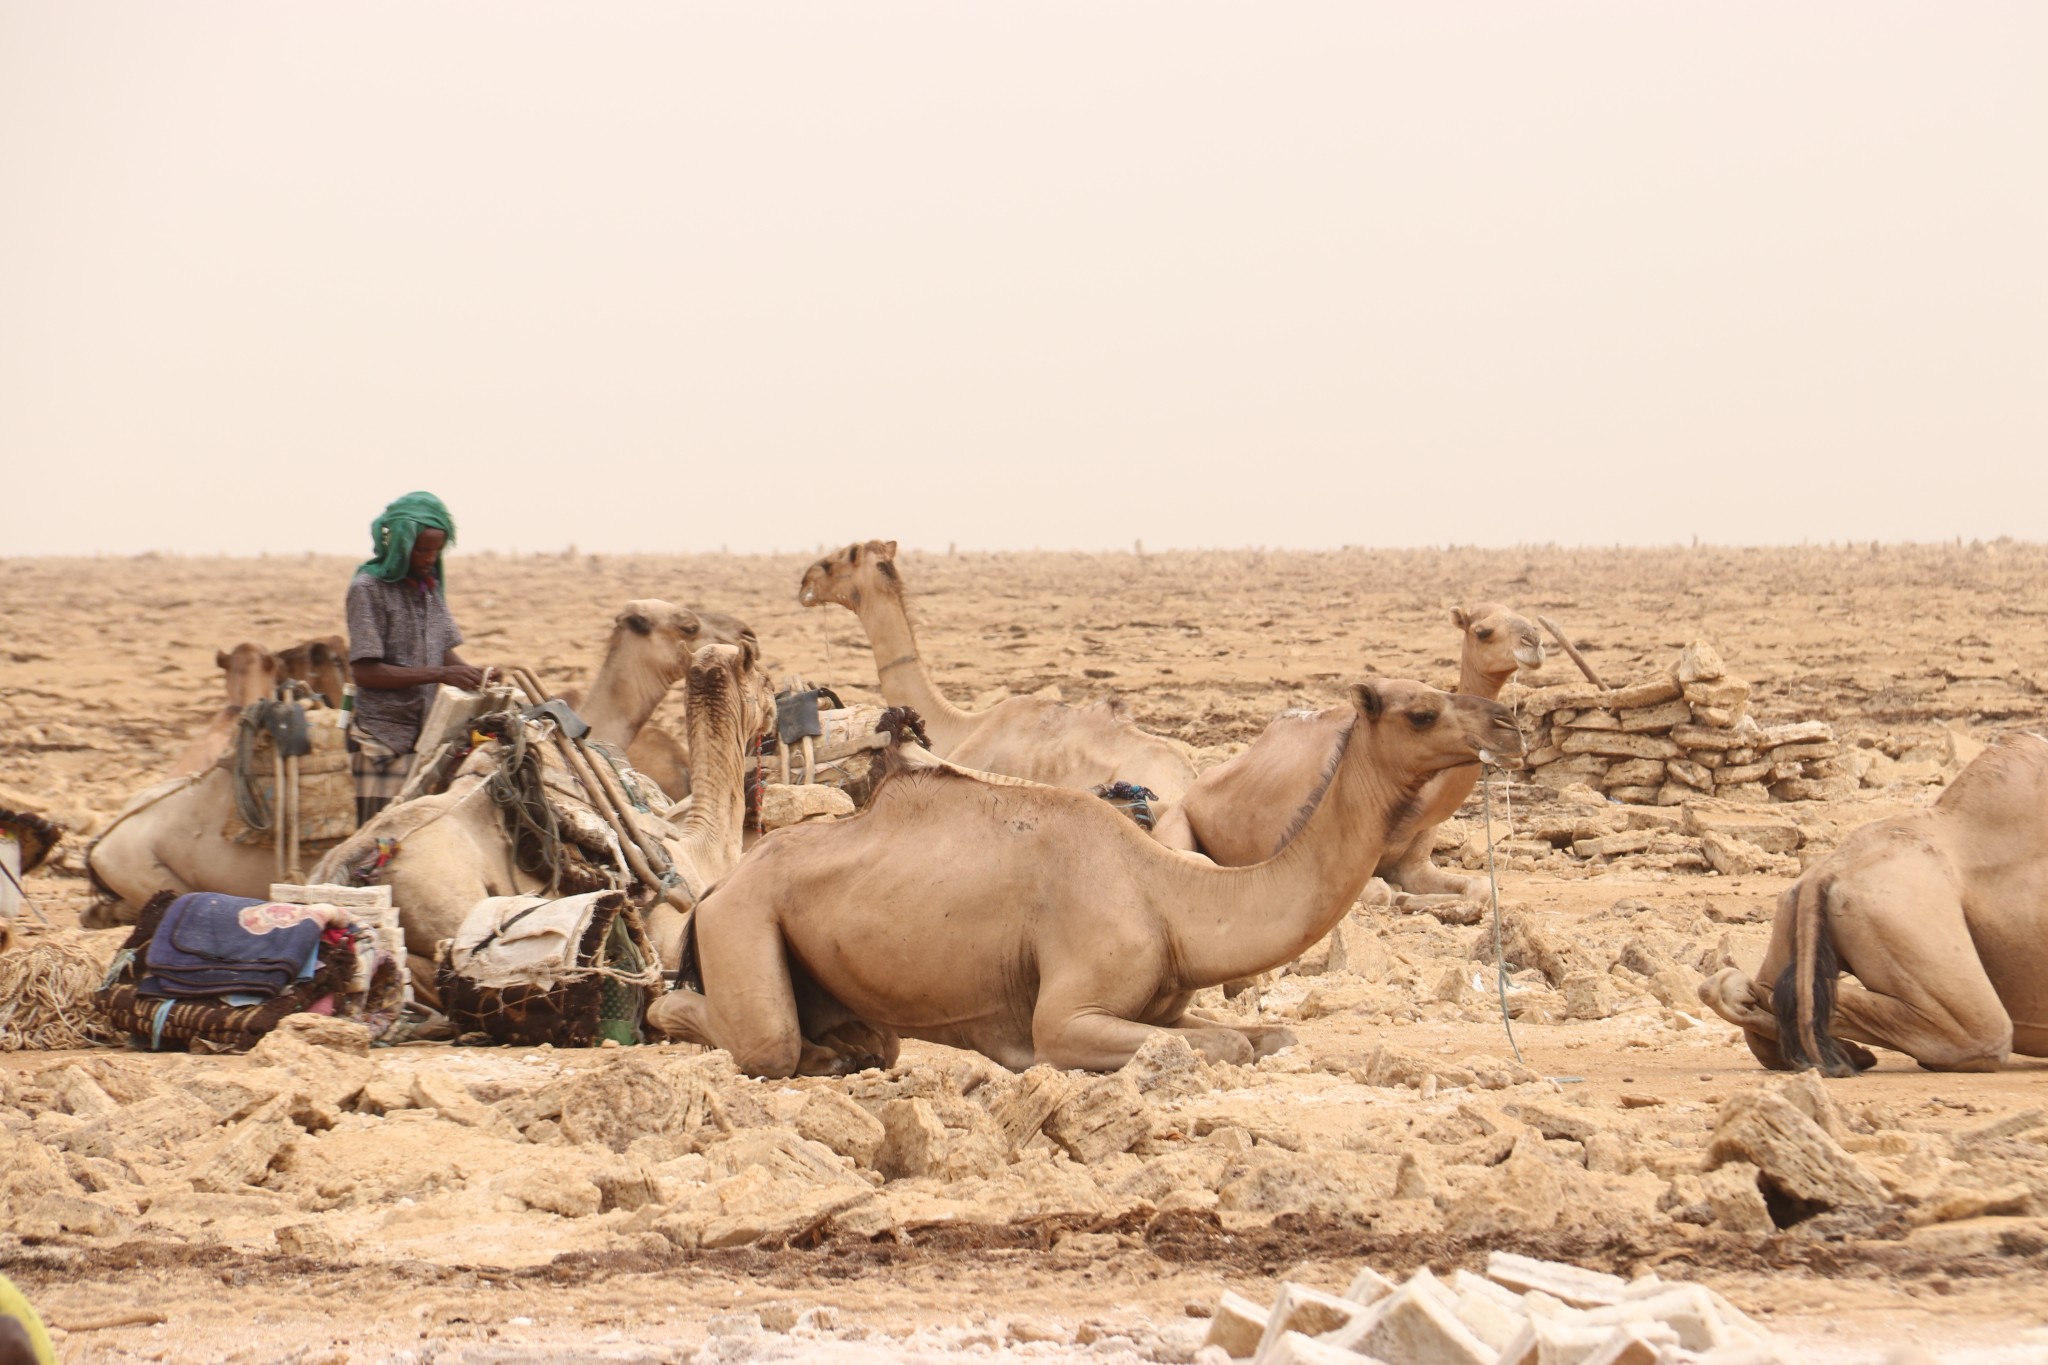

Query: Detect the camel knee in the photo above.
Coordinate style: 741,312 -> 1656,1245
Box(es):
1912,1026 -> 2011,1073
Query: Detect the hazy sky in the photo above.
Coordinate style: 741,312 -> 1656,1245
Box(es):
3,3 -> 2043,557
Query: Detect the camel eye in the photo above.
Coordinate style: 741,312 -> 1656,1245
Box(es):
1475,627 -> 1495,641
1407,709 -> 1438,729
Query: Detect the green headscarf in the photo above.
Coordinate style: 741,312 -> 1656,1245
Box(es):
358,491 -> 456,592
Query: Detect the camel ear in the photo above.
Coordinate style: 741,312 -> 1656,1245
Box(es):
622,611 -> 652,637
1349,682 -> 1384,720
309,641 -> 331,665
216,650 -> 230,669
740,633 -> 759,674
878,540 -> 898,562
845,544 -> 861,564
1451,607 -> 1473,631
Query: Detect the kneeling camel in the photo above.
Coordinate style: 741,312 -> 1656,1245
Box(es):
799,540 -> 1196,800
1700,731 -> 2048,1076
647,679 -> 1521,1077
1151,603 -> 1541,894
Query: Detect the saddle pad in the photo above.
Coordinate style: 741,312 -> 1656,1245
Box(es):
448,891 -> 610,989
140,893 -> 330,998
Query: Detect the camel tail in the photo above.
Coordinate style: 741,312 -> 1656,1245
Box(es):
1771,873 -> 1859,1077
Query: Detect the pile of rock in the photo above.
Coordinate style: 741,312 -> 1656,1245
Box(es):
1519,643 -> 1844,807
1200,1251 -> 1787,1365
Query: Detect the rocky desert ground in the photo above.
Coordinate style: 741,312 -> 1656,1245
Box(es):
4,543 -> 2048,1365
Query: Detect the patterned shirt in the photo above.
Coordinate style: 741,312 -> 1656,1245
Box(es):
344,572 -> 463,753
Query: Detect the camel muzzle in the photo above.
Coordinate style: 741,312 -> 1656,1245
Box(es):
1515,643 -> 1545,670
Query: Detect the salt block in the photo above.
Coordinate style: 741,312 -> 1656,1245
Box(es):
1259,1331 -> 1389,1365
872,1097 -> 947,1180
1251,1284 -> 1365,1363
1043,1074 -> 1151,1164
1485,1252 -> 1627,1307
1584,1285 -> 1748,1351
1344,1265 -> 1399,1308
795,1088 -> 886,1167
1675,641 -> 1726,683
1332,1281 -> 1491,1365
1681,806 -> 1799,853
1707,1091 -> 1887,1212
756,782 -> 855,829
1446,1269 -> 1524,1314
1452,1290 -> 1523,1350
1581,1324 -> 1677,1365
1202,1290 -> 1268,1358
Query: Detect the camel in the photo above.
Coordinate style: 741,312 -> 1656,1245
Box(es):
86,601 -> 748,928
1699,732 -> 2048,1076
1150,603 -> 1542,894
645,678 -> 1523,1077
278,635 -> 350,708
798,540 -> 1196,801
164,643 -> 282,779
307,628 -> 771,981
562,608 -> 758,803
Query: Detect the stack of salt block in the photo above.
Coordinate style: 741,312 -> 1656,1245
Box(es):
1200,1251 -> 1788,1365
1518,642 -> 1843,807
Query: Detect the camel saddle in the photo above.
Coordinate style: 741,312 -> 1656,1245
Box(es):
222,701 -> 355,849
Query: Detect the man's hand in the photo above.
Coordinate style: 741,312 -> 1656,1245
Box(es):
440,664 -> 488,690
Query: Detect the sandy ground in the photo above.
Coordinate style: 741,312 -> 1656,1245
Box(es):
4,544 -> 2048,1365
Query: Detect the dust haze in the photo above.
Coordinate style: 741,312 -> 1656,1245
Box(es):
2,3 -> 2044,558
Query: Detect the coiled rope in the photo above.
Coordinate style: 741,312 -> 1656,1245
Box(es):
480,720 -> 567,897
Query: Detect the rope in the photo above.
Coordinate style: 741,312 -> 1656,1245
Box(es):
1481,764 -> 1524,1065
0,935 -> 120,1051
480,720 -> 568,897
230,705 -> 277,832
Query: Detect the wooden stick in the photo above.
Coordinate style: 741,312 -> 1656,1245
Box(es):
1536,615 -> 1607,689
53,1308 -> 168,1331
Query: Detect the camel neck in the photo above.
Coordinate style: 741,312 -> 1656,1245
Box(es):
848,583 -> 978,753
1458,658 -> 1516,701
579,644 -> 672,749
674,673 -> 747,884
1160,725 -> 1441,987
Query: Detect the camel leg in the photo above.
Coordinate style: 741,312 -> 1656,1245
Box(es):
1379,833 -> 1480,898
1743,870 -> 2012,1073
1174,1009 -> 1297,1059
1034,1007 -> 1255,1070
645,898 -> 809,1078
1148,804 -> 1199,854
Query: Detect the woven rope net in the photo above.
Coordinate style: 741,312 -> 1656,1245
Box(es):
0,933 -> 120,1051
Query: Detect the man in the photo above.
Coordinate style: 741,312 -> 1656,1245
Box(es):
345,492 -> 490,825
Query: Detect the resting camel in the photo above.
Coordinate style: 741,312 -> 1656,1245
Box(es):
87,601 -> 748,927
164,643 -> 282,779
309,630 -> 771,979
1150,603 -> 1542,894
1700,732 -> 2048,1076
646,678 -> 1523,1077
278,635 -> 350,708
562,609 -> 758,803
799,540 -> 1196,801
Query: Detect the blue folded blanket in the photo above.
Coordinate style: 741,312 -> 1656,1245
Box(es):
140,892 -> 327,999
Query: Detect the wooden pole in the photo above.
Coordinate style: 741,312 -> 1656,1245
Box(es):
1536,615 -> 1607,690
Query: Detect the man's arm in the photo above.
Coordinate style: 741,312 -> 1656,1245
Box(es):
354,658 -> 485,691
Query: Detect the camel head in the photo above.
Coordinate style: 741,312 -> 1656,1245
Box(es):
685,638 -> 774,750
215,642 -> 280,708
799,539 -> 899,612
609,600 -> 717,689
278,635 -> 349,708
1348,678 -> 1525,782
1452,604 -> 1544,689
